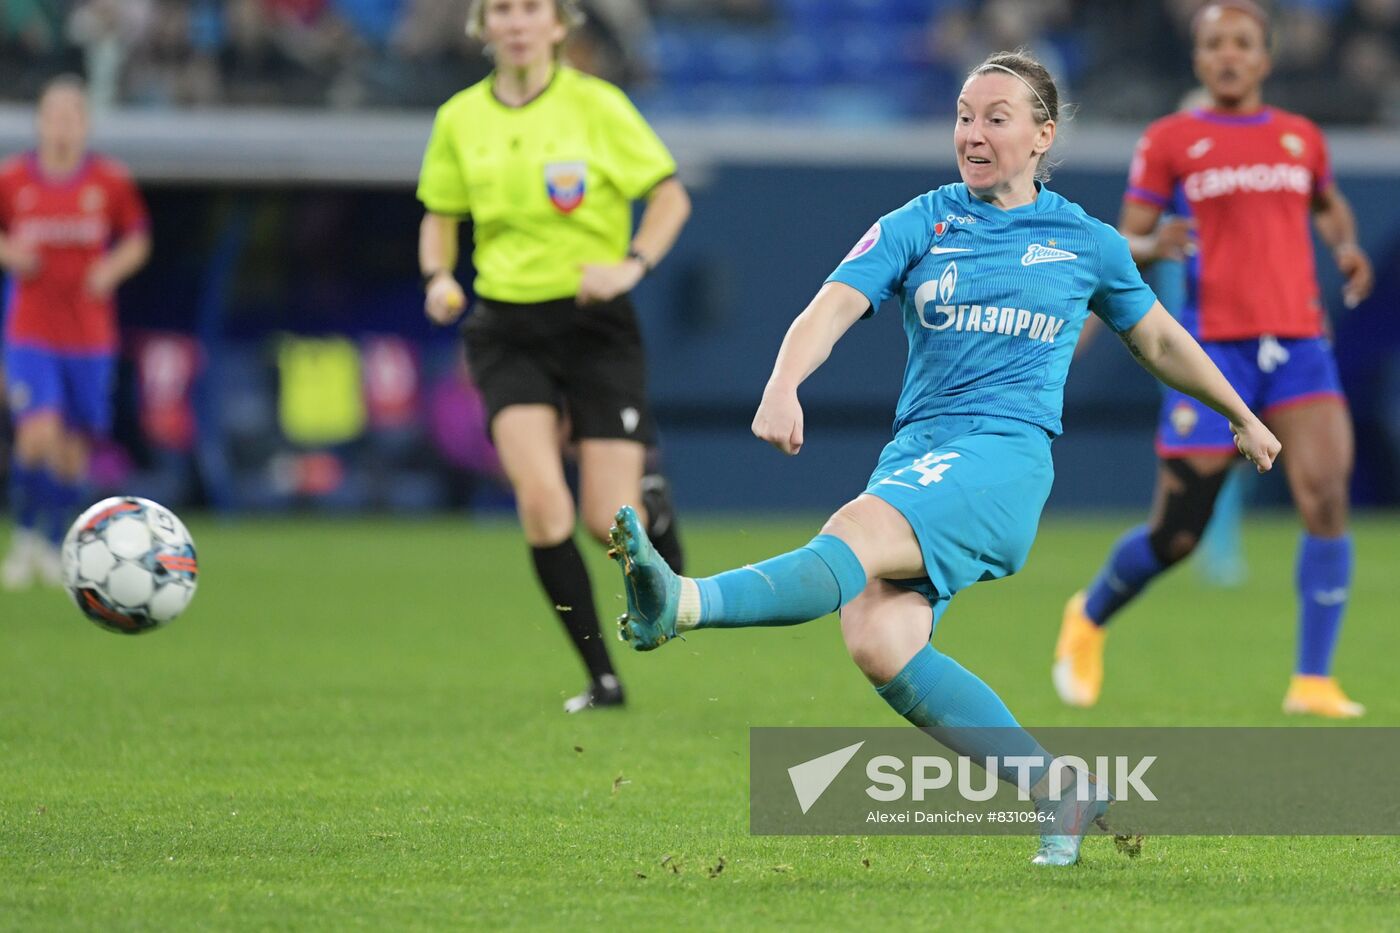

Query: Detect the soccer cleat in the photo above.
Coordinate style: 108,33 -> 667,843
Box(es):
1031,770 -> 1113,866
640,472 -> 685,575
1052,591 -> 1106,708
563,674 -> 626,713
1,530 -> 37,591
1283,674 -> 1365,719
607,505 -> 681,651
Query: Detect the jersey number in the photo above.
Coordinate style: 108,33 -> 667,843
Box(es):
880,450 -> 961,489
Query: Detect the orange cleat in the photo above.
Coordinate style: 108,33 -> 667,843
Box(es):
1282,674 -> 1365,719
1052,591 -> 1106,708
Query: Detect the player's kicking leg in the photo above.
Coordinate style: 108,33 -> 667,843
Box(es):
608,499 -> 870,650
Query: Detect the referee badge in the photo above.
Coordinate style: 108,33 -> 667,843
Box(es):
545,161 -> 587,213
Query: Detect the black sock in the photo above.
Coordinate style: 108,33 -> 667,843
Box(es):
641,473 -> 685,575
530,539 -> 614,680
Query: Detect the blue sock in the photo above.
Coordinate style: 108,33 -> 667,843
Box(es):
1083,525 -> 1164,626
9,461 -> 44,531
1295,533 -> 1352,676
1195,469 -> 1247,587
44,475 -> 81,546
877,643 -> 1051,789
695,534 -> 865,628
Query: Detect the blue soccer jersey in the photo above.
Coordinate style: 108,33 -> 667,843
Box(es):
828,183 -> 1157,437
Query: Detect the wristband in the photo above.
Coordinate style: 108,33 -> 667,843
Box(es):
626,249 -> 652,276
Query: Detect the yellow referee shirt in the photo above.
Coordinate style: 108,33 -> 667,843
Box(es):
417,66 -> 677,304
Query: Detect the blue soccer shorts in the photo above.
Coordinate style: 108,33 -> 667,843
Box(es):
1156,336 -> 1345,457
864,414 -> 1055,625
3,344 -> 117,435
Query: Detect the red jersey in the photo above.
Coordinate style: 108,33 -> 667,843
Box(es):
0,152 -> 149,353
1126,107 -> 1330,342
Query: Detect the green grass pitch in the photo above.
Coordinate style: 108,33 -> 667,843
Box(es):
2,513 -> 1398,930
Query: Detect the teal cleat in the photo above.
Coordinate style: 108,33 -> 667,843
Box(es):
607,505 -> 682,651
1031,770 -> 1113,866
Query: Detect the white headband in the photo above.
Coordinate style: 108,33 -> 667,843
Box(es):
979,63 -> 1051,120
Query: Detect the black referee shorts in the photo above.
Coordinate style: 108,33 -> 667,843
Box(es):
462,294 -> 657,444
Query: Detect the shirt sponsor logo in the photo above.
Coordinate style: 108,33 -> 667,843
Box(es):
12,215 -> 108,246
937,261 -> 957,304
544,161 -> 586,213
1020,244 -> 1078,266
841,222 -> 881,263
933,221 -> 948,238
913,283 -> 1067,344
945,212 -> 976,225
1183,163 -> 1312,202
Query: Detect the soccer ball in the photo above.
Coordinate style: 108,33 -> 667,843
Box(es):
61,496 -> 199,635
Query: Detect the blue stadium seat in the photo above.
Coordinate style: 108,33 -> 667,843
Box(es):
771,33 -> 825,87
705,30 -> 773,83
650,26 -> 710,82
777,0 -> 838,27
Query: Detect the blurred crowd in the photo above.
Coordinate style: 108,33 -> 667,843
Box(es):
0,0 -> 1396,123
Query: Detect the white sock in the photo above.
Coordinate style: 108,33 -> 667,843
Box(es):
676,577 -> 701,632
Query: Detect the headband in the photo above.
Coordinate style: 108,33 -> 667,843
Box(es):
979,63 -> 1051,120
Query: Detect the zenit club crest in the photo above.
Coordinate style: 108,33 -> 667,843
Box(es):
545,161 -> 587,213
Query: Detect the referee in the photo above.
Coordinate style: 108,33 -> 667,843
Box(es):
417,0 -> 691,713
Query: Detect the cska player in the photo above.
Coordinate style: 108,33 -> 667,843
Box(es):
1054,2 -> 1374,717
0,77 -> 151,589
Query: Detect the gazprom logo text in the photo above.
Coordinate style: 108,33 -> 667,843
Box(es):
914,283 -> 1068,343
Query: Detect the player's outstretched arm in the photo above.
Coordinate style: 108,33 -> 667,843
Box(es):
752,281 -> 869,456
1117,303 -> 1281,472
